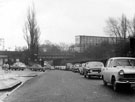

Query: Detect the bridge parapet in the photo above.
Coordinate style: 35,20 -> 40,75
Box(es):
38,54 -> 74,60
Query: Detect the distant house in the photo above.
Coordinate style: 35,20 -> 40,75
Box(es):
0,51 -> 23,65
0,55 -> 8,67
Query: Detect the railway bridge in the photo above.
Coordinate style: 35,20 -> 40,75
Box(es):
38,54 -> 74,66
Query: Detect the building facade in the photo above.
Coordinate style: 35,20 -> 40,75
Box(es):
75,35 -> 126,52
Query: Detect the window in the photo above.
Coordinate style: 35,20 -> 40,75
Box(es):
112,59 -> 135,67
107,59 -> 113,67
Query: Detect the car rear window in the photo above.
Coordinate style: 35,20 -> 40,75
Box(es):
87,62 -> 104,68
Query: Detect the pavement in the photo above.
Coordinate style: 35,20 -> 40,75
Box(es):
0,78 -> 21,90
0,68 -> 19,91
0,67 -> 44,102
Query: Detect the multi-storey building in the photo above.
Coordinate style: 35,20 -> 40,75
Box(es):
75,35 -> 127,52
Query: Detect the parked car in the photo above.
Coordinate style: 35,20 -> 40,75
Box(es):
10,62 -> 27,71
72,63 -> 81,72
79,63 -> 86,75
84,61 -> 104,78
50,66 -> 55,70
55,66 -> 60,70
44,64 -> 51,70
66,63 -> 73,71
102,57 -> 135,91
59,66 -> 66,70
29,64 -> 45,72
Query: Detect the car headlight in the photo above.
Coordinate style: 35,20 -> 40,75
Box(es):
119,70 -> 124,76
90,70 -> 93,73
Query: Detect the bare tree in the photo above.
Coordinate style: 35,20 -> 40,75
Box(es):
58,42 -> 70,51
105,18 -> 119,38
121,14 -> 128,39
127,16 -> 135,56
23,5 -> 40,62
105,14 -> 129,40
127,15 -> 135,37
104,14 -> 131,56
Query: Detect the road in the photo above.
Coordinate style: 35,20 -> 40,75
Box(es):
4,70 -> 135,102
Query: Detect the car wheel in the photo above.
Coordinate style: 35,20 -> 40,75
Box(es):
113,82 -> 118,91
112,77 -> 119,91
82,72 -> 84,75
88,75 -> 91,79
84,74 -> 87,78
102,76 -> 107,86
80,71 -> 82,75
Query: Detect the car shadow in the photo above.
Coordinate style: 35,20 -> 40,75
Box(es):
80,74 -> 135,95
101,84 -> 135,95
81,76 -> 102,80
89,77 -> 102,80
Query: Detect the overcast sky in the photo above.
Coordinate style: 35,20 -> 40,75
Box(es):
0,0 -> 135,50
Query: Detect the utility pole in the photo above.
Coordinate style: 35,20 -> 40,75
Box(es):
0,38 -> 4,50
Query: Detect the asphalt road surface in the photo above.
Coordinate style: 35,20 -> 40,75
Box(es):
4,70 -> 135,102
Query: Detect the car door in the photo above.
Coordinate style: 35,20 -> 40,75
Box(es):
103,59 -> 113,82
106,59 -> 115,82
102,59 -> 109,81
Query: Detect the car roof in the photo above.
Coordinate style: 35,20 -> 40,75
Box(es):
86,61 -> 103,63
111,57 -> 135,59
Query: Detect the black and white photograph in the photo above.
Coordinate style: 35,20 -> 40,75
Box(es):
0,0 -> 135,102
